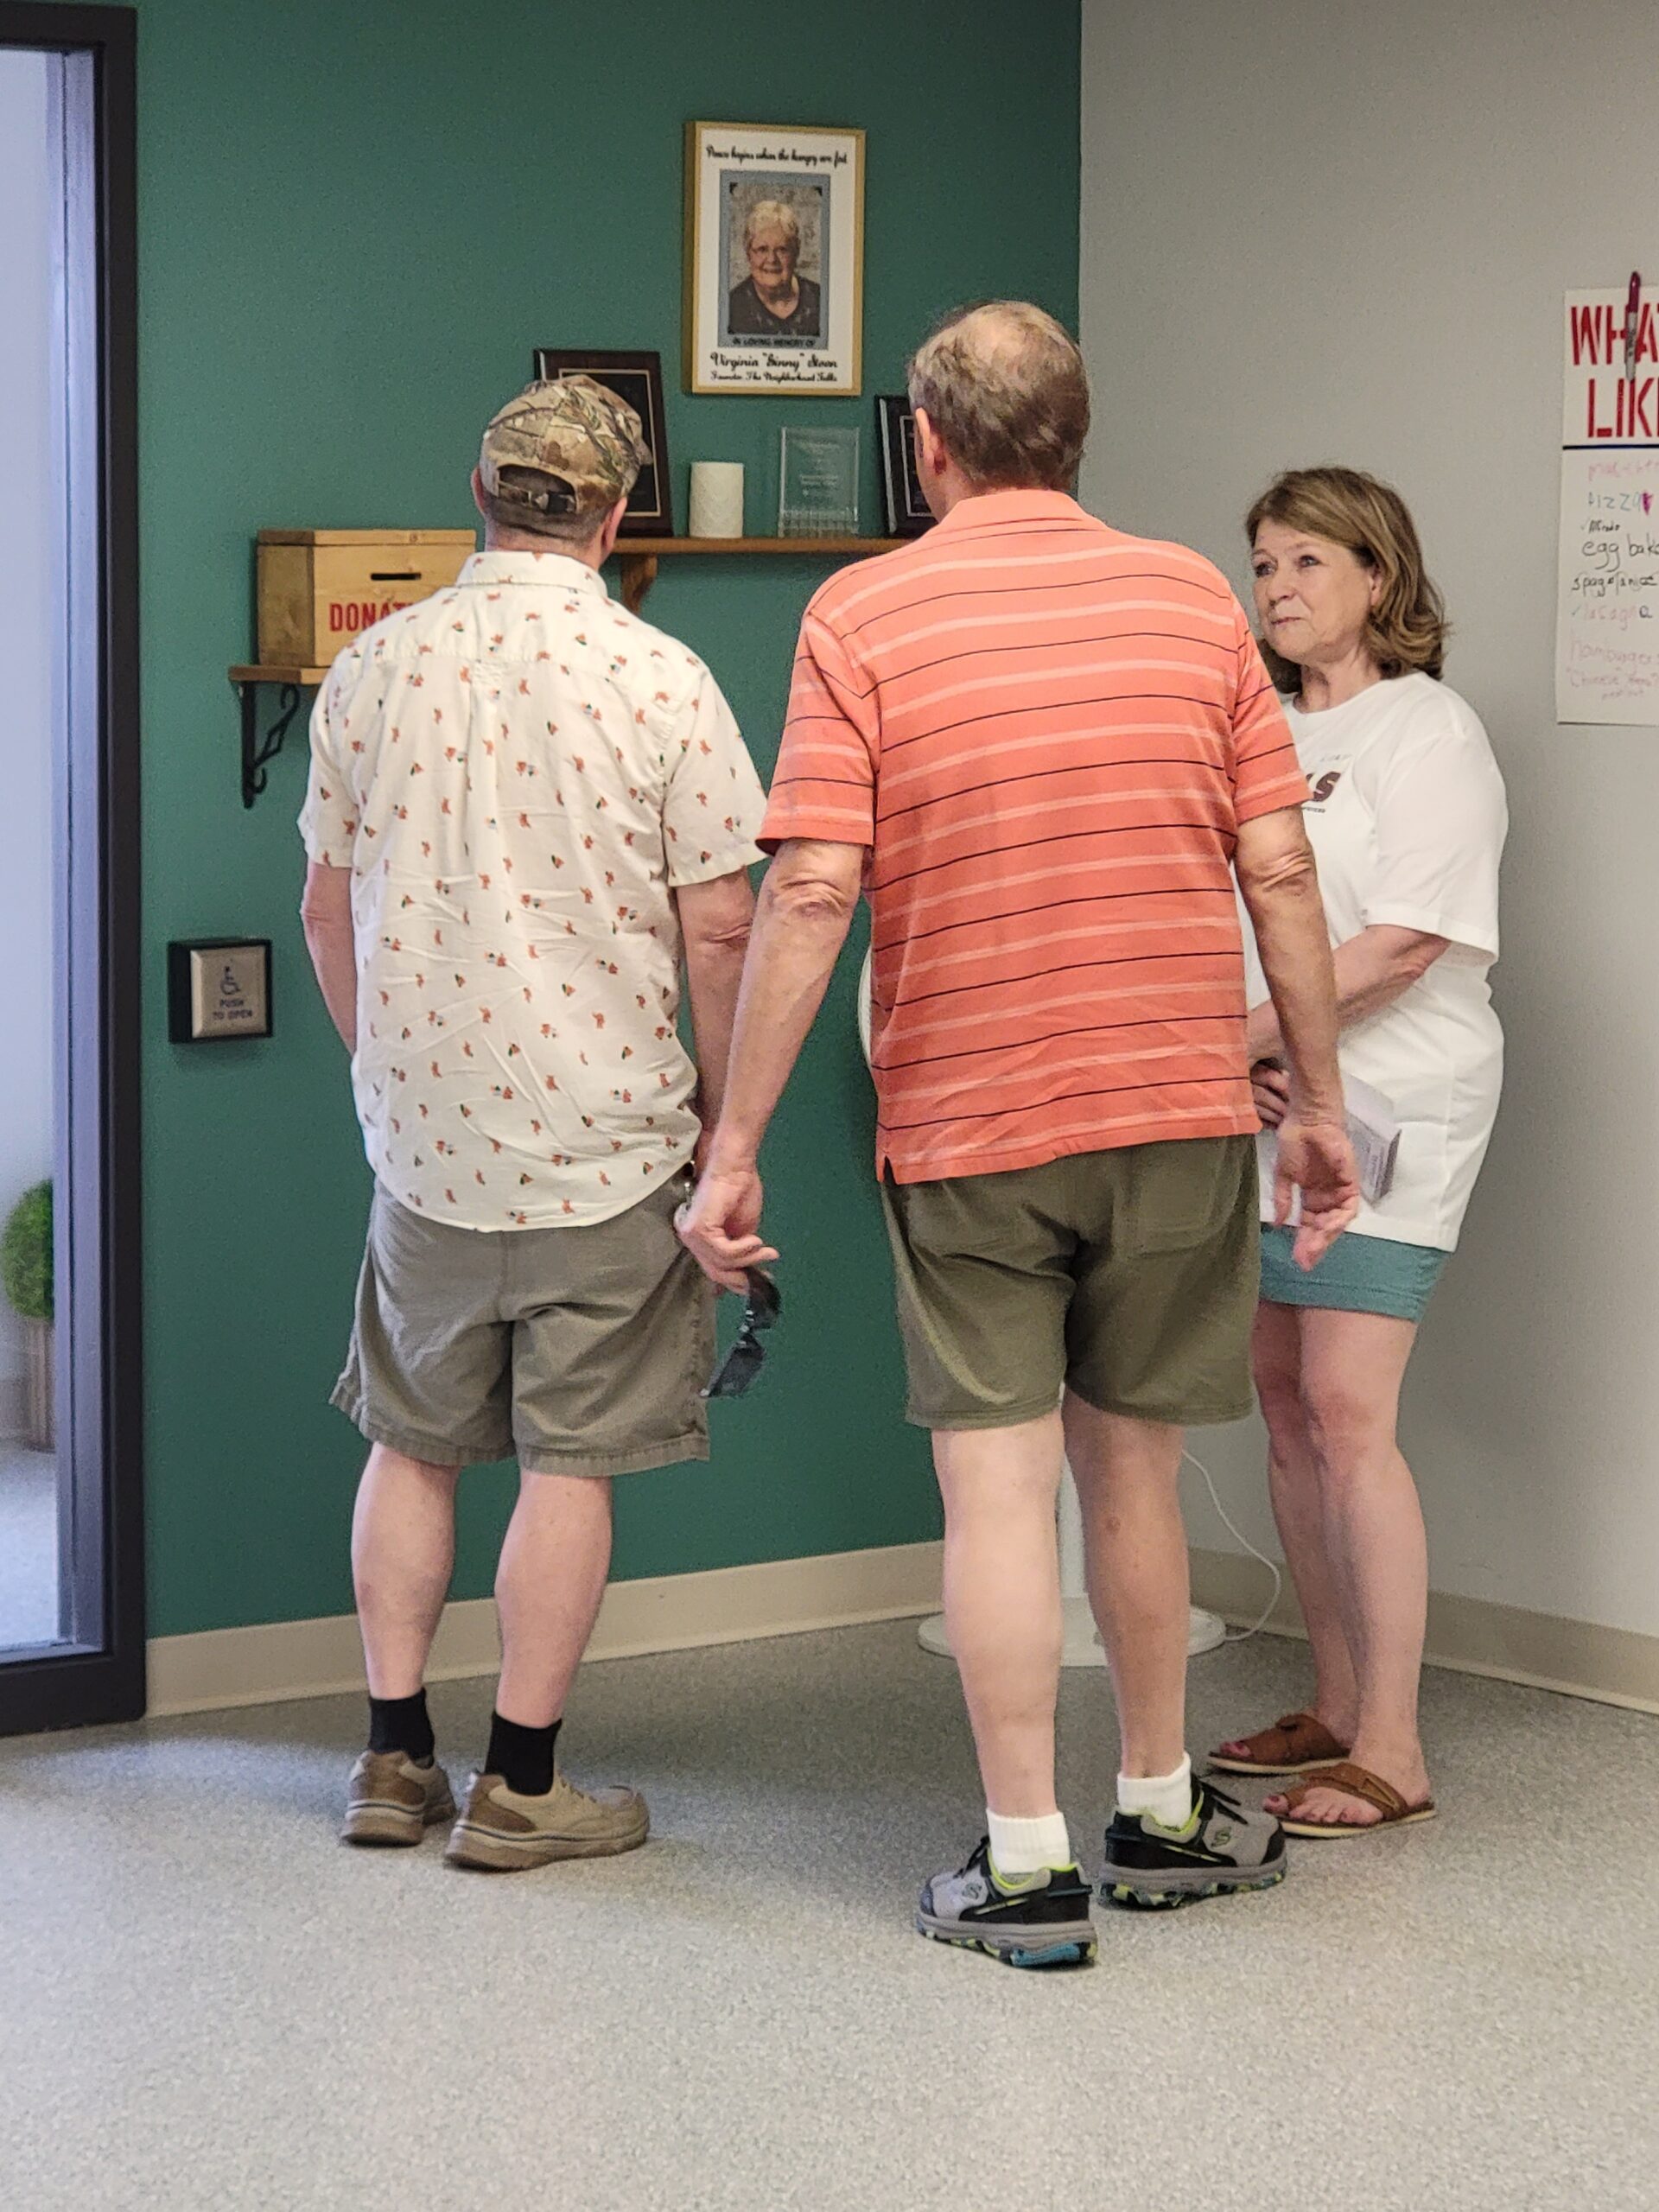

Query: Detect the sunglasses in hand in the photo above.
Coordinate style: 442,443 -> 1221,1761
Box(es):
702,1268 -> 781,1400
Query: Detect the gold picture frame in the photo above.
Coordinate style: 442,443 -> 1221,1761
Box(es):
683,121 -> 865,397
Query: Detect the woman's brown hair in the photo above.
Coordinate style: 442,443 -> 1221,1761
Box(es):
1246,466 -> 1448,690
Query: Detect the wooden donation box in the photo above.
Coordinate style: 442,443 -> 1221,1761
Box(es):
256,529 -> 476,664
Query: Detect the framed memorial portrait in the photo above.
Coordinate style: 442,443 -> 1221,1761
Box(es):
876,396 -> 934,537
683,121 -> 865,396
531,347 -> 673,537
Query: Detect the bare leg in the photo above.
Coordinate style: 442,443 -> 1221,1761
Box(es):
932,1412 -> 1065,1818
1266,1310 -> 1430,1827
1217,1302 -> 1359,1752
493,1470 -> 615,1730
352,1444 -> 461,1699
1062,1395 -> 1188,1777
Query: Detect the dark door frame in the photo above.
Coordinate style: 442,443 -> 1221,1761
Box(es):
0,3 -> 142,1733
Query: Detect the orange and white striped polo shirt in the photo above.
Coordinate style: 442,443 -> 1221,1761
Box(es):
761,489 -> 1308,1184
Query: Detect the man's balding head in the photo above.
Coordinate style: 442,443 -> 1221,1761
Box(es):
906,302 -> 1090,493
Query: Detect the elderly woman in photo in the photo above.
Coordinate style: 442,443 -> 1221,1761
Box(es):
727,197 -> 822,341
1211,467 -> 1507,1838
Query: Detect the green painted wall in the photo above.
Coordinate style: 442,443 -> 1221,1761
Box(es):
115,0 -> 1080,1636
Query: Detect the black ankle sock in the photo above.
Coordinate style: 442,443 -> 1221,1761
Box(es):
486,1712 -> 561,1796
368,1689 -> 434,1763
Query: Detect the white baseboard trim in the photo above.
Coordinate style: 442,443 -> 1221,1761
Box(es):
1189,1546 -> 1659,1716
148,1536 -> 1659,1723
147,1539 -> 945,1719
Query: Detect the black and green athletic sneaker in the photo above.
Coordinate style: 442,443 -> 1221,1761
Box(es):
917,1838 -> 1097,1967
1100,1775 -> 1287,1910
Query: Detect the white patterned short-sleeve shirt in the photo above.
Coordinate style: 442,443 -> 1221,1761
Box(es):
299,549 -> 766,1229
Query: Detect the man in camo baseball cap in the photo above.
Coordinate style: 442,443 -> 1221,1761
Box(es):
311,361 -> 767,1872
476,374 -> 650,534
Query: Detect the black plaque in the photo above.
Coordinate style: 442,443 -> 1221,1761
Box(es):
532,348 -> 673,537
876,394 -> 934,538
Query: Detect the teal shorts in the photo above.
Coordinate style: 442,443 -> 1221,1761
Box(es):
1259,1225 -> 1446,1324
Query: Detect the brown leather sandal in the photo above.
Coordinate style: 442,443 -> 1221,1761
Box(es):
1207,1710 -> 1351,1777
1274,1761 -> 1437,1839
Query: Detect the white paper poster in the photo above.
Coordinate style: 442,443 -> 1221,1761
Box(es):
1557,287 -> 1659,724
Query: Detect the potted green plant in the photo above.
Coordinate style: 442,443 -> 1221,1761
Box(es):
2,1181 -> 53,1452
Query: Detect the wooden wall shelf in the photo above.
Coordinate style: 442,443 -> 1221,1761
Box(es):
229,664 -> 330,687
612,535 -> 904,613
228,538 -> 907,805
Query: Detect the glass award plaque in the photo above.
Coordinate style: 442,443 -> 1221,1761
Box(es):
778,425 -> 860,537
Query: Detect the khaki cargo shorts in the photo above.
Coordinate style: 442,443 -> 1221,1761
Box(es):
332,1173 -> 715,1477
880,1136 -> 1259,1431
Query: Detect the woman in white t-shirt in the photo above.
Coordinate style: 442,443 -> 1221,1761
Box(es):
1211,467 -> 1507,1839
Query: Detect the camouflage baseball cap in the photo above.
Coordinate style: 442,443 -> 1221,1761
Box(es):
478,375 -> 648,529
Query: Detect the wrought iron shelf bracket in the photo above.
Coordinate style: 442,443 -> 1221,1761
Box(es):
229,666 -> 327,809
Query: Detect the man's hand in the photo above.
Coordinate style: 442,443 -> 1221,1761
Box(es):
1274,1116 -> 1360,1270
677,1159 -> 779,1292
1251,1058 -> 1290,1129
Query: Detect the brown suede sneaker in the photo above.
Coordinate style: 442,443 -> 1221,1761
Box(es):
340,1751 -> 457,1847
443,1770 -> 649,1871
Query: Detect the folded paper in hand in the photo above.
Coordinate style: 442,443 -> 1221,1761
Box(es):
1344,1075 -> 1401,1205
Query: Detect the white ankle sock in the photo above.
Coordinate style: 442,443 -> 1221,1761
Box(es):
987,1808 -> 1072,1874
1116,1754 -> 1194,1832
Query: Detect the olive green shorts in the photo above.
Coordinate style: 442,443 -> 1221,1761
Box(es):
332,1173 -> 715,1477
880,1137 -> 1259,1431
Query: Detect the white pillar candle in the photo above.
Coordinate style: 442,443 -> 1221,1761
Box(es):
688,461 -> 745,539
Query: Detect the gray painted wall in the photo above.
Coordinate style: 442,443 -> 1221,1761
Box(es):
1080,0 -> 1659,1637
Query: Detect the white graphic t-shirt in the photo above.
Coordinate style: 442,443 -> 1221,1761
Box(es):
1242,672 -> 1508,1250
300,550 -> 766,1230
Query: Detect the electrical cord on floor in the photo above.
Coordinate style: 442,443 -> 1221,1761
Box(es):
1181,1448 -> 1283,1643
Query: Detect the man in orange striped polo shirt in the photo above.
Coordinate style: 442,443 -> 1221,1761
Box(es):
679,302 -> 1357,1964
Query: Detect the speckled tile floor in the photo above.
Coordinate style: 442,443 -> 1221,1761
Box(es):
0,1619 -> 1654,2211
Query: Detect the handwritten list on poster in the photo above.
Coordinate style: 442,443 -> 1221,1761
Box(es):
1557,288 -> 1659,724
